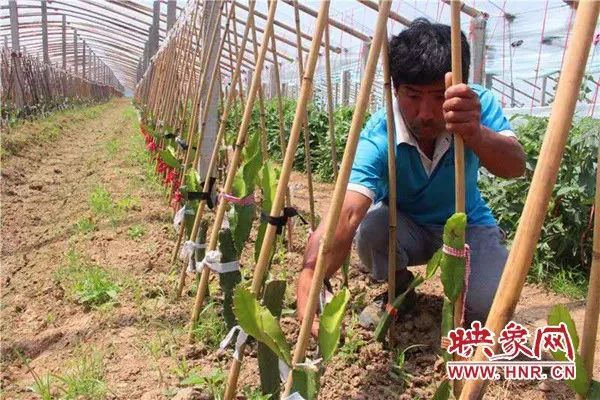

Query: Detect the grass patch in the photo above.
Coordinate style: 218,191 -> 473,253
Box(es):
54,349 -> 108,399
105,138 -> 120,158
338,313 -> 366,364
23,347 -> 108,399
74,217 -> 97,235
1,101 -> 113,160
181,368 -> 225,399
548,269 -> 587,299
54,248 -> 119,308
88,184 -> 140,225
190,301 -> 227,349
127,224 -> 146,240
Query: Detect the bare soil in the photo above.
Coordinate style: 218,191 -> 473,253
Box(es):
0,99 -> 597,399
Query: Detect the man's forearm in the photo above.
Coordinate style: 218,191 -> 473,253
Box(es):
296,224 -> 354,321
467,125 -> 526,178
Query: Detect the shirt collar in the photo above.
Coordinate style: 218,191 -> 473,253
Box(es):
391,90 -> 418,147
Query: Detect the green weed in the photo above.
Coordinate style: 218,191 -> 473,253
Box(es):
338,313 -> 366,363
74,217 -> 96,234
89,185 -> 114,217
55,248 -> 119,308
180,368 -> 225,400
105,138 -> 120,158
390,344 -> 425,386
127,224 -> 146,240
190,301 -> 227,349
54,349 -> 108,399
242,386 -> 272,400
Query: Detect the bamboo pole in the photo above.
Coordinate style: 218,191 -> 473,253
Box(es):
292,0 -> 317,231
222,3 -> 331,399
248,14 -> 269,160
577,145 -> 600,400
176,5 -> 203,135
282,1 -> 392,395
450,2 -> 466,395
270,29 -> 295,251
381,25 -> 397,339
231,3 -> 245,105
459,1 -> 600,398
186,0 -> 277,341
324,22 -> 338,181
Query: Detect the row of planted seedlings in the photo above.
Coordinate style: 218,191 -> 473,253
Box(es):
132,0 -> 600,399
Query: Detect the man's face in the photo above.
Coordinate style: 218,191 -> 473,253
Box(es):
396,81 -> 447,141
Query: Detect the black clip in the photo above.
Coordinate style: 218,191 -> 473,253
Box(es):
260,207 -> 307,234
179,177 -> 217,209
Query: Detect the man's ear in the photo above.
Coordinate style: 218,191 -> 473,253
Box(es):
444,72 -> 452,89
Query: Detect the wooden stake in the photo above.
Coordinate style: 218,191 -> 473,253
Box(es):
292,0 -> 317,231
282,1 -> 392,395
324,23 -> 338,181
270,26 -> 295,251
450,1 -> 466,396
222,3 -> 331,399
381,25 -> 397,339
459,1 -> 600,398
576,144 -> 600,400
186,0 -> 277,341
248,14 -> 270,160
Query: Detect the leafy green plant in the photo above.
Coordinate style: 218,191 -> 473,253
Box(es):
390,344 -> 425,386
233,284 -> 351,400
74,217 -> 96,234
89,185 -> 114,217
223,99 -> 369,184
547,304 -> 600,397
127,224 -> 146,240
480,115 -> 598,297
242,386 -> 272,400
55,248 -> 120,308
338,313 -> 367,363
54,350 -> 108,399
181,368 -> 225,400
191,301 -> 227,349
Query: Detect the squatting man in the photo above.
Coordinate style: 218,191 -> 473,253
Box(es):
296,19 -> 526,336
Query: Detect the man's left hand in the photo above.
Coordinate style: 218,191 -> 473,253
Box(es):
443,72 -> 482,147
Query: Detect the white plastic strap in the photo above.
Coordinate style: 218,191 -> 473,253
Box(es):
180,240 -> 206,273
279,357 -> 322,383
173,206 -> 194,233
284,393 -> 306,400
219,325 -> 248,361
173,207 -> 185,232
278,359 -> 290,383
201,250 -> 241,274
319,286 -> 333,313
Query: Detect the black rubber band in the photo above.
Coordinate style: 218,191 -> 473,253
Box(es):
179,177 -> 217,208
260,207 -> 307,234
175,137 -> 197,151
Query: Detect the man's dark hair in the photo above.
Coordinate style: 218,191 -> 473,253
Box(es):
389,18 -> 470,88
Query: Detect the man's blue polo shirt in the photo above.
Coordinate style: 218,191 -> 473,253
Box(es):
348,84 -> 514,226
